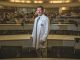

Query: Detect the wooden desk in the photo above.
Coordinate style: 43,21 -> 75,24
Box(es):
0,24 -> 77,31
0,34 -> 80,41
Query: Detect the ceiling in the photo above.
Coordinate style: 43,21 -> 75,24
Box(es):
0,0 -> 80,3
0,0 -> 80,8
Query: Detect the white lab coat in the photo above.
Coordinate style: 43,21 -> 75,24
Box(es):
32,14 -> 50,49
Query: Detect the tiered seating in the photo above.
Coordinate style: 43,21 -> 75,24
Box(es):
47,46 -> 74,58
21,47 -> 37,58
0,30 -> 80,36
74,38 -> 80,58
0,46 -> 22,59
50,30 -> 79,36
0,46 -> 80,58
0,46 -> 37,59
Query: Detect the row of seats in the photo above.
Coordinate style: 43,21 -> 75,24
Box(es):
0,30 -> 80,36
0,46 -> 22,58
0,46 -> 80,59
0,30 -> 32,35
50,30 -> 79,35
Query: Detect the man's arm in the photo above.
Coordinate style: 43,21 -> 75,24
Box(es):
42,17 -> 50,41
40,17 -> 50,45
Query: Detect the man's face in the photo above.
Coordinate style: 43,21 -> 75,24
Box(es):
36,7 -> 43,16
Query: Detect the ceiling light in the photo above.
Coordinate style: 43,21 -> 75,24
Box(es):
10,0 -> 15,2
26,0 -> 31,3
61,7 -> 67,10
34,1 -> 43,3
49,1 -> 63,3
49,0 -> 70,3
15,0 -> 20,3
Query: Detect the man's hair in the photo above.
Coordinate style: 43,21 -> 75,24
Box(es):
36,6 -> 44,11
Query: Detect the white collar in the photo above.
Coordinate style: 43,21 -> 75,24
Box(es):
38,14 -> 44,17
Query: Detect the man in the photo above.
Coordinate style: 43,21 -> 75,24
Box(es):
31,6 -> 50,57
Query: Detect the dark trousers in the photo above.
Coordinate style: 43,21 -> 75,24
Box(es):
36,48 -> 47,58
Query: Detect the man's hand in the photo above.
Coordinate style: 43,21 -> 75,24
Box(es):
40,40 -> 45,45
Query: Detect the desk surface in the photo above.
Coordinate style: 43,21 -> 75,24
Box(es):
0,34 -> 80,41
